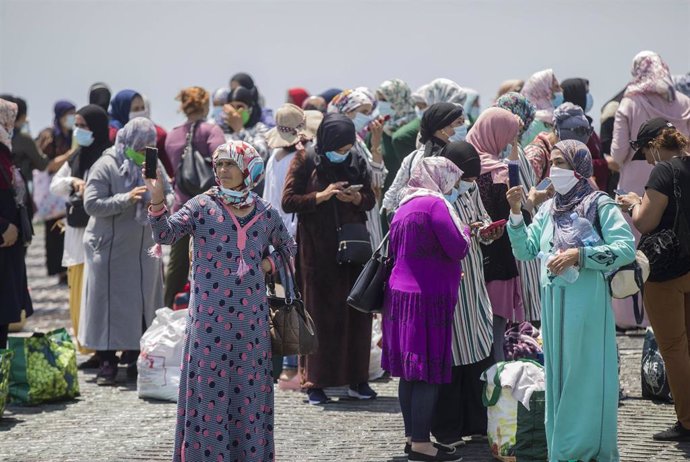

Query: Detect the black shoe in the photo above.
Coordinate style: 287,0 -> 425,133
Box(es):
307,388 -> 331,405
407,449 -> 462,461
653,421 -> 690,441
96,361 -> 118,386
347,382 -> 377,400
77,354 -> 100,370
405,442 -> 456,454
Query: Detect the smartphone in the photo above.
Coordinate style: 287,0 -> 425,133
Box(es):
508,161 -> 520,188
343,184 -> 363,193
145,147 -> 158,179
365,114 -> 391,131
536,178 -> 552,191
480,219 -> 507,236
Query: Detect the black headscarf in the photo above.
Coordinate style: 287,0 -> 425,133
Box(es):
419,102 -> 464,157
231,73 -> 255,91
313,113 -> 362,184
441,141 -> 481,179
229,87 -> 262,129
561,78 -> 589,112
69,104 -> 111,178
88,82 -> 111,113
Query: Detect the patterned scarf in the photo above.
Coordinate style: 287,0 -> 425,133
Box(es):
422,78 -> 468,106
327,88 -> 375,115
625,51 -> 676,101
521,69 -> 557,125
207,141 -> 265,209
0,98 -> 18,150
377,79 -> 416,134
494,92 -> 536,136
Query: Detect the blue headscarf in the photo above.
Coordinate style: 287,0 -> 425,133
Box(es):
109,89 -> 141,129
53,100 -> 76,143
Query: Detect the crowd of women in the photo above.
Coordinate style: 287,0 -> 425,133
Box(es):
1,49 -> 690,461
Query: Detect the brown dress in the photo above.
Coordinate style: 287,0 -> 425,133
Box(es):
282,149 -> 375,389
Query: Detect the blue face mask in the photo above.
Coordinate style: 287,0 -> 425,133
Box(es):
73,127 -> 94,147
352,112 -> 373,132
449,123 -> 468,142
551,91 -> 564,108
415,107 -> 425,119
444,187 -> 460,204
375,101 -> 394,117
585,93 -> 593,113
64,114 -> 76,130
457,180 -> 475,196
325,151 -> 349,163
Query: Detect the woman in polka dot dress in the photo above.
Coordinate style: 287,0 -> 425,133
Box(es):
146,140 -> 296,462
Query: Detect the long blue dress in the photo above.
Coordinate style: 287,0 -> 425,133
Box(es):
150,195 -> 295,462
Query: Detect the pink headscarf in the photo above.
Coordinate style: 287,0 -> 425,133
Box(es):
625,51 -> 676,101
466,107 -> 520,185
521,69 -> 557,125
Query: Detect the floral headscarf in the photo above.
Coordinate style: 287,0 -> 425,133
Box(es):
208,141 -> 265,209
399,156 -> 469,238
550,140 -> 607,251
0,98 -> 18,150
114,117 -> 157,224
465,107 -> 520,184
378,79 -> 416,134
423,78 -> 468,106
494,92 -> 536,136
625,51 -> 676,101
327,88 -> 375,114
521,69 -> 557,124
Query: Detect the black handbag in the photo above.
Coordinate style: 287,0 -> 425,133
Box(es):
347,232 -> 392,314
0,165 -> 33,246
267,248 -> 318,357
638,159 -> 690,281
176,121 -> 215,197
65,194 -> 89,228
333,202 -> 372,266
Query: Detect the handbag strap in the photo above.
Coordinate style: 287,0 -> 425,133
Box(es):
632,264 -> 645,325
183,121 -> 200,157
669,158 -> 683,233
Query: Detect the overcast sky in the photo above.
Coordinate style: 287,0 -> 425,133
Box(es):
1,0 -> 688,132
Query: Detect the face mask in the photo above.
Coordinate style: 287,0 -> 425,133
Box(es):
500,143 -> 513,160
20,121 -> 30,135
469,105 -> 480,123
64,114 -> 76,129
219,186 -> 245,198
211,106 -> 223,118
457,180 -> 475,196
415,107 -> 425,119
353,112 -> 373,132
325,151 -> 349,163
551,92 -> 564,108
240,108 -> 251,126
444,187 -> 460,203
375,101 -> 394,117
129,110 -> 147,120
73,127 -> 94,147
125,147 -> 145,166
585,93 -> 593,113
549,166 -> 580,194
448,123 -> 468,142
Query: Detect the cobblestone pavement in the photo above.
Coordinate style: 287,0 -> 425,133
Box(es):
1,226 -> 689,461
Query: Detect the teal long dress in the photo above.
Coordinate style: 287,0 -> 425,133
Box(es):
507,196 -> 635,462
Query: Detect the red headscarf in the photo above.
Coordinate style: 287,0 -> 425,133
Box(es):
287,88 -> 309,109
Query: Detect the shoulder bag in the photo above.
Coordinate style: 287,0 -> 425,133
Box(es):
347,231 -> 392,314
333,201 -> 372,266
176,121 -> 215,197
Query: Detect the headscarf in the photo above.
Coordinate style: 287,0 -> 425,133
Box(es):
463,89 -> 480,112
70,105 -> 112,178
288,88 -> 309,108
553,103 -> 591,144
319,88 -> 342,104
625,51 -> 676,101
422,78 -> 468,106
494,92 -> 536,136
89,83 -> 111,113
207,141 -> 264,209
419,102 -> 464,145
213,87 -> 231,105
377,79 -> 416,134
230,73 -> 255,93
561,78 -> 588,112
550,140 -> 607,251
521,69 -> 557,124
441,141 -> 481,179
109,89 -> 141,129
327,88 -> 375,115
672,73 -> 690,98
114,117 -> 156,224
465,107 -> 520,184
411,84 -> 430,105
0,98 -> 18,150
313,113 -> 361,184
53,100 -> 76,144
497,79 -> 524,99
399,156 -> 469,238
229,86 -> 262,128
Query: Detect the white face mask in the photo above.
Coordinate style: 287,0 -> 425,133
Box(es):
129,110 -> 148,120
549,166 -> 580,194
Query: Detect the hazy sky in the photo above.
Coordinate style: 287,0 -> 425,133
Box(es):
1,0 -> 688,132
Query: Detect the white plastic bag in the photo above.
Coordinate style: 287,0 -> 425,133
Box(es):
369,315 -> 385,381
137,307 -> 187,402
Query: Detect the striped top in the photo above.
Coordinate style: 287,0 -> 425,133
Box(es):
450,187 -> 495,366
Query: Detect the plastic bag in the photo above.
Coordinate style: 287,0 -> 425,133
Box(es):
641,327 -> 672,403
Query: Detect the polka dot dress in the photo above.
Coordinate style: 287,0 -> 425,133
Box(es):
149,195 -> 295,462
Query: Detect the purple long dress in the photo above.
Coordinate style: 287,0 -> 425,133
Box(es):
382,195 -> 470,385
149,195 -> 295,462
